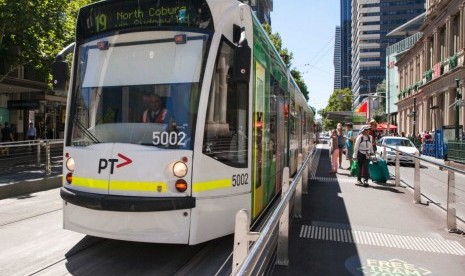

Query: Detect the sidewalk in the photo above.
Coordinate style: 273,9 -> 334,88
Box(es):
273,144 -> 465,275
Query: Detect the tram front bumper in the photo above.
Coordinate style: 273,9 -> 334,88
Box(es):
61,187 -> 195,244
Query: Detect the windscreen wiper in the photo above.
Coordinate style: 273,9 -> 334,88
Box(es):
74,118 -> 101,143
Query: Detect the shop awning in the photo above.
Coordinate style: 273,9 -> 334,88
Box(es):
377,122 -> 397,130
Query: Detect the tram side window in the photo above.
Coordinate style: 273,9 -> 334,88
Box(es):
203,39 -> 248,167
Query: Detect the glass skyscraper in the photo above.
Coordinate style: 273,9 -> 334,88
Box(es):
340,0 -> 352,89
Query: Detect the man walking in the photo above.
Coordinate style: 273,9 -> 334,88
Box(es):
27,122 -> 37,140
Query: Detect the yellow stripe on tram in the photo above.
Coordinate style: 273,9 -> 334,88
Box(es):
111,180 -> 167,192
193,179 -> 231,192
71,177 -> 167,192
72,177 -> 108,190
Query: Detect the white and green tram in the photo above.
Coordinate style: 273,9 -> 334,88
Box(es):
58,0 -> 314,245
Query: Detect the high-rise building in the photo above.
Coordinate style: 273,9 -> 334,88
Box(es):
351,0 -> 425,108
334,26 -> 342,90
340,0 -> 352,89
242,0 -> 273,24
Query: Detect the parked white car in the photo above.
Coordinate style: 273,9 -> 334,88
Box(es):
377,137 -> 420,164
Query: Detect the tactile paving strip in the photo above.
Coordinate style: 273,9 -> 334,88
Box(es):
299,225 -> 465,255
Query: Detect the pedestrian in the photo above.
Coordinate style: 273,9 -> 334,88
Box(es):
336,123 -> 345,169
345,122 -> 354,164
27,122 -> 37,140
328,129 -> 339,173
1,122 -> 14,156
1,122 -> 13,142
0,123 -> 4,156
368,119 -> 378,152
353,125 -> 374,186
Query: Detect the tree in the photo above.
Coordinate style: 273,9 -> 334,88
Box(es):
0,0 -> 97,85
318,88 -> 353,130
262,23 -> 309,101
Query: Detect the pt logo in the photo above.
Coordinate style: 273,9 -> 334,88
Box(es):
98,153 -> 132,174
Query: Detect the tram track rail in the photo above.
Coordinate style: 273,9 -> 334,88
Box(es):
0,188 -> 237,276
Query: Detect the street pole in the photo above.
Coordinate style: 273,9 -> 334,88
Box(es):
386,54 -> 390,135
413,97 -> 417,139
364,79 -> 371,121
455,79 -> 461,140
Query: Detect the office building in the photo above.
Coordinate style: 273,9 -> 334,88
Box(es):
243,0 -> 273,24
396,0 -> 465,137
351,0 -> 425,109
340,0 -> 352,89
334,26 -> 342,90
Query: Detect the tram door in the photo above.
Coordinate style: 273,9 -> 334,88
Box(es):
274,94 -> 285,192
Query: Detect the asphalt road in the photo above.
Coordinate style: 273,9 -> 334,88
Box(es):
0,188 -> 234,276
385,159 -> 465,231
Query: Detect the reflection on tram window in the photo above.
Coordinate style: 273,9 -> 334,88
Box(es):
203,39 -> 248,167
71,83 -> 200,149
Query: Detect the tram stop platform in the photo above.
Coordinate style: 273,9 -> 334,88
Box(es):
273,144 -> 465,276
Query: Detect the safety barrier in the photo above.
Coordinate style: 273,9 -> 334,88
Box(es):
447,140 -> 465,164
232,145 -> 314,275
0,140 -> 63,181
384,145 -> 465,233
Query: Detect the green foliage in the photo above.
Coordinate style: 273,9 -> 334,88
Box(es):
424,69 -> 433,81
263,23 -> 309,101
319,88 -> 353,129
448,54 -> 458,69
0,0 -> 97,84
291,69 -> 309,101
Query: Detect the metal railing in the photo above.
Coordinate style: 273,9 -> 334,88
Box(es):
232,143 -> 464,275
384,145 -> 465,233
232,145 -> 314,275
447,140 -> 465,164
0,139 -> 64,182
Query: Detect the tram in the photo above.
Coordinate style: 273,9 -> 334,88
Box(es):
57,0 -> 314,245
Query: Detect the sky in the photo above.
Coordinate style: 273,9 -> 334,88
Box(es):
271,1 -> 340,119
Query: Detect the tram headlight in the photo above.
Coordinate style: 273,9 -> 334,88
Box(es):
173,161 -> 188,178
66,157 -> 75,172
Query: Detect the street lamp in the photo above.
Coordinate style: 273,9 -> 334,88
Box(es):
406,97 -> 417,139
455,79 -> 462,141
412,97 -> 417,138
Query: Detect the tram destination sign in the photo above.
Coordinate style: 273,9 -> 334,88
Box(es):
77,0 -> 212,40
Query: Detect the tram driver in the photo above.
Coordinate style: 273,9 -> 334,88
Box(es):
142,93 -> 168,124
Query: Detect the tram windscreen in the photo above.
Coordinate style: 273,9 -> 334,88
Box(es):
70,31 -> 206,150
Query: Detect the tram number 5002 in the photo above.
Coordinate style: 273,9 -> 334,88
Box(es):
153,131 -> 187,146
232,173 -> 249,187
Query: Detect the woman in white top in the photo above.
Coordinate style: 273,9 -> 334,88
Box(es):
353,125 -> 374,186
328,129 -> 339,173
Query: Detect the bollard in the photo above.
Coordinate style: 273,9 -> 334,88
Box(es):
383,146 -> 386,159
295,154 -> 302,219
36,142 -> 41,167
232,209 -> 259,275
277,167 -> 290,266
395,146 -> 400,186
307,146 -> 314,181
446,161 -> 457,232
413,152 -> 421,204
45,141 -> 51,176
303,147 -> 309,195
